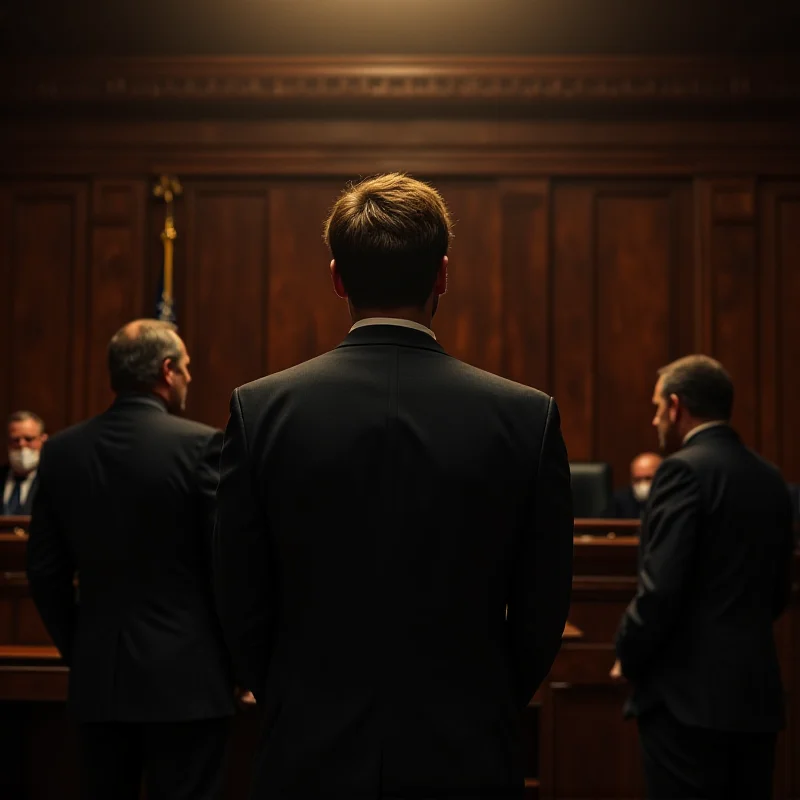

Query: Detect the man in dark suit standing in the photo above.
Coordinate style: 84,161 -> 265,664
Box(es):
214,173 -> 574,799
27,319 -> 234,800
612,452 -> 662,519
614,355 -> 795,799
2,410 -> 47,515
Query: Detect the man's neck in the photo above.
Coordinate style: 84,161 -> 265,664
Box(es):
682,419 -> 728,445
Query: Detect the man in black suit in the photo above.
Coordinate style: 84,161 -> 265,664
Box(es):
214,173 -> 574,799
2,410 -> 47,515
27,319 -> 234,800
612,452 -> 662,519
788,482 -> 800,522
614,355 -> 795,799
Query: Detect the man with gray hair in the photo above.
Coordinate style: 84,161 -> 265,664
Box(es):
27,319 -> 234,800
3,410 -> 47,515
614,354 -> 795,799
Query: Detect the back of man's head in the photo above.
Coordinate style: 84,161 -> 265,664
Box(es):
657,354 -> 733,422
323,173 -> 453,309
107,319 -> 182,394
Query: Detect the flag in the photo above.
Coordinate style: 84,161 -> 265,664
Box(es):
155,275 -> 176,325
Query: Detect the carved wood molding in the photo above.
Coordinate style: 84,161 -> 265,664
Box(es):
3,56 -> 800,112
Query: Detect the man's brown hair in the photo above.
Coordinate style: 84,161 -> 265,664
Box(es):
657,354 -> 734,421
323,173 -> 453,309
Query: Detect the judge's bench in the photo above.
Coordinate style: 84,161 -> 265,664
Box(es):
1,517 -> 797,800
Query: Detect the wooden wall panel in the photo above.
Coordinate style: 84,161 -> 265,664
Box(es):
183,183 -> 270,429
552,185 -> 595,463
431,181 -> 503,375
775,191 -> 800,483
500,181 -> 551,392
547,684 -> 644,799
696,179 -> 759,448
2,184 -> 88,433
0,189 -> 11,425
760,183 -> 800,482
266,181 -> 350,375
87,180 -> 147,417
594,188 -> 682,477
552,181 -> 692,486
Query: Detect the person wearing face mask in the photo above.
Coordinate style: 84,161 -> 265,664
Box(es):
612,355 -> 795,799
26,319 -> 235,800
612,452 -> 663,519
3,410 -> 48,516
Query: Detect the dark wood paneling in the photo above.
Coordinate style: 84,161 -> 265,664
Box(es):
546,682 -> 644,799
552,182 -> 692,484
266,181 -> 350,375
594,186 -> 688,482
432,180 -> 503,374
0,189 -> 11,421
5,184 -> 88,432
760,183 -> 800,481
17,599 -> 51,645
0,598 -> 12,643
183,182 -> 270,428
697,179 -> 759,447
7,116 -> 800,179
500,181 -> 551,391
87,180 -> 147,417
552,185 -> 595,462
4,56 -> 800,114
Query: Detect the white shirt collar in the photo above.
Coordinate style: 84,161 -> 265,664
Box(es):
349,317 -> 436,340
682,420 -> 728,445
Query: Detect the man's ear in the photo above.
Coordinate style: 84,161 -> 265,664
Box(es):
668,393 -> 680,424
330,259 -> 348,300
161,358 -> 175,384
434,256 -> 448,296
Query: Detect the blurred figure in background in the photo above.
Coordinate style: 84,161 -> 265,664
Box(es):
612,452 -> 662,519
614,355 -> 794,799
3,410 -> 47,515
27,320 -> 234,800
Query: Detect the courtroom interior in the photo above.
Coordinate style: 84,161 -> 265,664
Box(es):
1,1 -> 800,798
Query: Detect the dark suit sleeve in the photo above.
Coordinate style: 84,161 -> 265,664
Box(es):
772,486 -> 797,620
26,445 -> 77,663
507,397 -> 574,708
213,389 -> 273,697
615,459 -> 701,681
194,429 -> 223,575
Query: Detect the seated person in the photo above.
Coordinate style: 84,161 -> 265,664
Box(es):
612,451 -> 662,519
2,410 -> 47,515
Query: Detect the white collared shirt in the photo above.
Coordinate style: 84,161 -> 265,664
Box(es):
3,469 -> 37,508
682,420 -> 728,445
349,317 -> 436,340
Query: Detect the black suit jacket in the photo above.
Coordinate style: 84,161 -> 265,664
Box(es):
26,393 -> 234,723
0,465 -> 39,515
612,486 -> 644,519
788,482 -> 800,522
214,324 -> 574,799
615,425 -> 795,732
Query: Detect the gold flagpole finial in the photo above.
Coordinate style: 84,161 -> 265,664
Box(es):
153,176 -> 183,323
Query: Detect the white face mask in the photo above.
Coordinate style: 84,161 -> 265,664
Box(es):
632,480 -> 651,503
9,447 -> 39,475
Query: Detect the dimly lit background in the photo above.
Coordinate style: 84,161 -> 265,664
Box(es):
1,0 -> 799,55
1,3 -> 800,797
